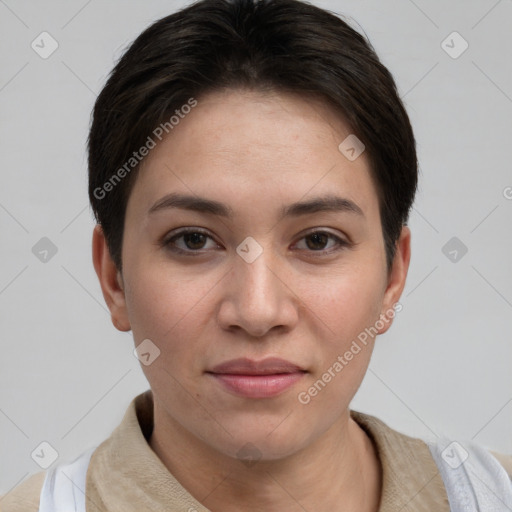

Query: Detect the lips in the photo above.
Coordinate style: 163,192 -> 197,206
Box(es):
206,357 -> 306,398
209,357 -> 305,375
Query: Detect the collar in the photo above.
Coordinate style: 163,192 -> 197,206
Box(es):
86,390 -> 448,511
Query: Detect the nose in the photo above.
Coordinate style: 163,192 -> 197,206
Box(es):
216,244 -> 299,338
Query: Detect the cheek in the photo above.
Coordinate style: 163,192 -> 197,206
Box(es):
124,266 -> 217,408
295,274 -> 381,419
299,261 -> 384,340
296,260 -> 384,393
123,260 -> 216,359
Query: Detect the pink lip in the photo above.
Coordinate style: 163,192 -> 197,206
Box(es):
209,357 -> 305,375
207,357 -> 306,398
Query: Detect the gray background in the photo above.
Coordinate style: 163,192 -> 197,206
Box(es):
1,0 -> 511,495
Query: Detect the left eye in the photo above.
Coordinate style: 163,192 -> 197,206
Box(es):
294,231 -> 348,252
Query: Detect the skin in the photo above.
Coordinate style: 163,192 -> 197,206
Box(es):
93,88 -> 411,512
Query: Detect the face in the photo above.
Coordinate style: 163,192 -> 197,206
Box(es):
93,89 -> 410,461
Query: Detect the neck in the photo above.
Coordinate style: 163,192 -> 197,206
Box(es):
149,400 -> 382,512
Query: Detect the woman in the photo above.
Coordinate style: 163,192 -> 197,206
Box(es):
3,0 -> 511,510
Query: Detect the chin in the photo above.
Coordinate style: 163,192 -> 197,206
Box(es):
205,420 -> 313,462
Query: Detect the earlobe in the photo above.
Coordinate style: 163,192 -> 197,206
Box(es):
92,224 -> 131,332
377,226 -> 411,335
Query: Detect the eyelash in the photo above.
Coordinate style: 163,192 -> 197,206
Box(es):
162,228 -> 350,256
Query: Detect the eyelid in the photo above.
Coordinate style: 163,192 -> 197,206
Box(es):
292,228 -> 349,252
297,227 -> 347,241
162,227 -> 219,251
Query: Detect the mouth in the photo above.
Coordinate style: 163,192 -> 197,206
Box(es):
206,357 -> 307,398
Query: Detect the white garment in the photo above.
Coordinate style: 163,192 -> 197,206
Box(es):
38,446 -> 96,512
38,439 -> 512,511
428,436 -> 512,511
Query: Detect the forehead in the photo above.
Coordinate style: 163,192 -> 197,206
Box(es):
127,89 -> 381,226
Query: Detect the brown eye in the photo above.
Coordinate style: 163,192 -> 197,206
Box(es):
163,228 -> 219,255
305,232 -> 330,250
181,232 -> 208,250
295,230 -> 349,254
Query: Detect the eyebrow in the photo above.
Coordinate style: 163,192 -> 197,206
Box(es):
148,192 -> 365,220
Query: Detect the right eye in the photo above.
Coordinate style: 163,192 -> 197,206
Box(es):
162,228 -> 221,255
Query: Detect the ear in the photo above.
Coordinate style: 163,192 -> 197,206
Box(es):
376,226 -> 411,335
92,224 -> 131,332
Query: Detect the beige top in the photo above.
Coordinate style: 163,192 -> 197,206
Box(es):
2,389 -> 511,512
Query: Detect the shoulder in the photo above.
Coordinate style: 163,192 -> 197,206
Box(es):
350,410 -> 451,510
351,410 -> 512,478
490,450 -> 512,479
350,410 -> 512,510
0,471 -> 46,512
